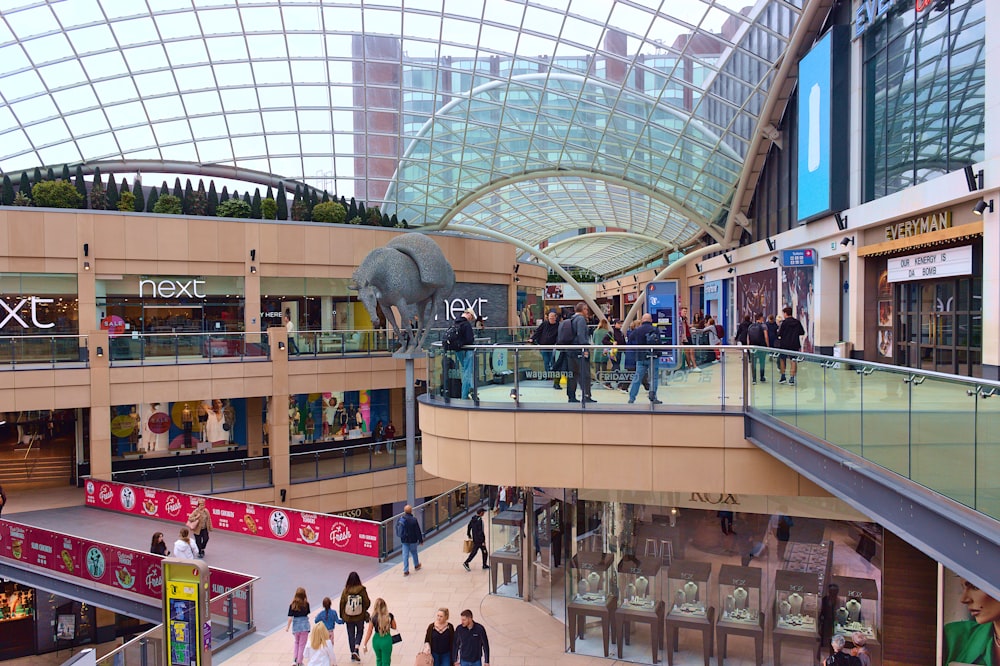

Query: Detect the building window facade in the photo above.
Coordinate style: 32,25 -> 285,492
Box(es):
863,0 -> 985,202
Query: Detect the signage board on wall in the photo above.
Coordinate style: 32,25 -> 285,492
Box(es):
797,26 -> 849,223
781,249 -> 817,267
435,283 -> 509,327
884,210 -> 951,241
646,281 -> 679,370
887,245 -> 972,283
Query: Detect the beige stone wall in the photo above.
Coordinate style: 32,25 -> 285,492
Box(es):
419,402 -> 831,498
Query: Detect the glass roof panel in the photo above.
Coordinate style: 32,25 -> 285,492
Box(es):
0,0 -> 802,276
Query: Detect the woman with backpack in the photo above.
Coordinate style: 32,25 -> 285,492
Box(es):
339,571 -> 371,662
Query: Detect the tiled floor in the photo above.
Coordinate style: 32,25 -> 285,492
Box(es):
219,525 -> 610,666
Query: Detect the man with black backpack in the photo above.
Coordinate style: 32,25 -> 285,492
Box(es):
747,312 -> 770,384
626,313 -> 663,404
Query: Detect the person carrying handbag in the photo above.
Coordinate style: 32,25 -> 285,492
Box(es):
422,608 -> 455,666
185,499 -> 212,558
462,508 -> 488,571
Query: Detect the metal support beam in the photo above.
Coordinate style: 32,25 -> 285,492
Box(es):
746,409 -> 1000,600
405,357 -> 417,508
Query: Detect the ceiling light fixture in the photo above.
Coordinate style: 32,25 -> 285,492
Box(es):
83,261 -> 90,271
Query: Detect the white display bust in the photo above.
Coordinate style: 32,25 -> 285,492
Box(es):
787,592 -> 803,616
733,587 -> 748,610
635,576 -> 649,599
683,581 -> 699,604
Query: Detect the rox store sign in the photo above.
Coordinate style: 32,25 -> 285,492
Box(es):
0,297 -> 56,329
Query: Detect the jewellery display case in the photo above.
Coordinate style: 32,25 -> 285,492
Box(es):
666,560 -> 712,620
830,575 -> 879,641
718,564 -> 762,626
614,557 -> 666,663
664,560 -> 715,666
567,552 -> 618,657
571,552 -> 614,605
772,569 -> 822,666
490,506 -> 524,597
715,565 -> 764,666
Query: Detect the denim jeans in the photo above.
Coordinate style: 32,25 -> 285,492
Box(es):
753,349 -> 767,380
432,653 -> 451,666
461,659 -> 482,666
628,358 -> 658,401
401,541 -> 420,572
459,350 -> 474,399
346,620 -> 364,655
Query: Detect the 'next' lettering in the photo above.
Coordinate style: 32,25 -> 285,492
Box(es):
0,297 -> 55,329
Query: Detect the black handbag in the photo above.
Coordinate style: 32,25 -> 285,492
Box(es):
391,632 -> 402,644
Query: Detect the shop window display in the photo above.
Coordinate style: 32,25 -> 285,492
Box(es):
561,495 -> 882,666
110,398 -> 252,460
287,389 -> 391,446
490,505 -> 524,598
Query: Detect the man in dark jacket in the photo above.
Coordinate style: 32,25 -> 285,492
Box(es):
454,609 -> 490,666
456,309 -> 477,399
566,302 -> 595,403
462,507 -> 488,571
530,309 -> 561,388
626,313 -> 662,404
396,504 -> 424,576
776,306 -> 806,385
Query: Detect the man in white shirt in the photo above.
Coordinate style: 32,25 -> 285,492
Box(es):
283,309 -> 300,355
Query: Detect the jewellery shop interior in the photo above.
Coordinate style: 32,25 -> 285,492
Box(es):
496,489 -> 887,666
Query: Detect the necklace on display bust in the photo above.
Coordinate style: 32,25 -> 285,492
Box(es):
993,629 -> 1000,649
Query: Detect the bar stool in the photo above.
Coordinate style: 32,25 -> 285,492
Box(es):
660,540 -> 673,566
644,538 -> 658,558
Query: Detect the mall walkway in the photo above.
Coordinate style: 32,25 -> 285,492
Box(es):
218,525 -> 609,666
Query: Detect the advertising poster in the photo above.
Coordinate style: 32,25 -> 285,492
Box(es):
941,567 -> 998,666
85,479 -> 381,558
24,526 -> 57,569
878,301 -> 892,327
111,398 -> 248,458
781,266 -> 815,353
737,269 -> 778,321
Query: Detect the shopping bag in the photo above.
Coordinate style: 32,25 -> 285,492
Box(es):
463,539 -> 474,554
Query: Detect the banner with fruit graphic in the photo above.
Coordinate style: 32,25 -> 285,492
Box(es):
84,479 -> 380,558
0,519 -> 254,601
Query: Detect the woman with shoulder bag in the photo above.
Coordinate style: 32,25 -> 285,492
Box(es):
185,499 -> 212,558
422,608 -> 454,666
362,598 -> 396,666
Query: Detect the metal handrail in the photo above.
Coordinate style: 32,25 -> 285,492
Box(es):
95,623 -> 163,666
377,482 -> 484,560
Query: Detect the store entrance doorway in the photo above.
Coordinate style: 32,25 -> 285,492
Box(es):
895,277 -> 981,377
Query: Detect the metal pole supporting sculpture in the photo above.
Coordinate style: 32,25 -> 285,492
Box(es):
351,234 -> 455,356
351,233 -> 455,508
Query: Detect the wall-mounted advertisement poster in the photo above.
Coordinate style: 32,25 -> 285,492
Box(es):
736,269 -> 778,321
781,266 -> 815,353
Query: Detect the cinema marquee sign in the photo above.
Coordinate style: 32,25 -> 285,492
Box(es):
884,210 -> 951,242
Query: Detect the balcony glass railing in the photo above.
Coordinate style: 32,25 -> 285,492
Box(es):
109,332 -> 269,365
0,334 -> 88,367
377,483 -> 486,560
290,437 -> 421,483
111,438 -> 421,493
426,344 -> 1000,523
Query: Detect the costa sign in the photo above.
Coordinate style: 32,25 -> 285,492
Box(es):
0,297 -> 55,329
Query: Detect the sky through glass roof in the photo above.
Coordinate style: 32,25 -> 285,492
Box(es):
0,0 -> 804,276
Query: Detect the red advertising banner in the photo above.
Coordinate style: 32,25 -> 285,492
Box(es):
0,519 -> 254,603
84,479 -> 381,558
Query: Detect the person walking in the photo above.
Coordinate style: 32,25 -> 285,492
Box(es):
679,306 -> 701,372
303,622 -> 336,666
384,420 -> 397,454
823,634 -> 861,665
529,309 -> 562,388
566,302 -> 595,403
150,531 -> 169,556
626,314 -> 662,404
287,587 -> 311,666
462,508 -> 489,571
776,305 -> 806,385
339,571 -> 371,662
592,318 -> 612,387
747,312 -> 770,383
453,609 -> 490,666
284,309 -> 300,355
817,583 -> 841,660
423,608 -> 455,666
396,504 -> 424,576
362,598 -> 396,666
315,597 -> 345,634
185,499 -> 212,558
456,309 -> 477,400
173,528 -> 196,560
